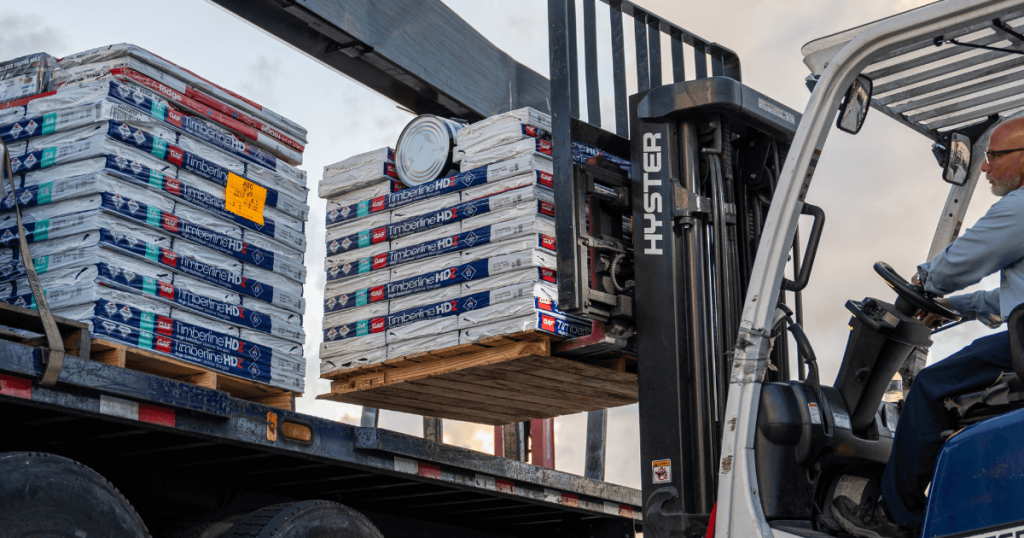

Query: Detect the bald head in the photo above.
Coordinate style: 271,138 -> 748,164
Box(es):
982,117 -> 1024,196
990,117 -> 1024,149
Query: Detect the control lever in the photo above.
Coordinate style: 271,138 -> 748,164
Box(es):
777,304 -> 822,402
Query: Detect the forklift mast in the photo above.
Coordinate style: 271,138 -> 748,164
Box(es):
546,2 -> 804,535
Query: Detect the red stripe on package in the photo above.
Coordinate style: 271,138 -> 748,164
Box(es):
110,67 -> 305,155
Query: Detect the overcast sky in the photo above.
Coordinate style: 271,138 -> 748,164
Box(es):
0,0 -> 1006,491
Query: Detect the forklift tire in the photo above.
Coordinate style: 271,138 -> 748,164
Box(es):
0,451 -> 151,538
222,501 -> 383,538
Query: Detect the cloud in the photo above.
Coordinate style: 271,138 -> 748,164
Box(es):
0,13 -> 66,60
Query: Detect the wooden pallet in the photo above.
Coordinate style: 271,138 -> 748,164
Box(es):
91,339 -> 299,411
318,331 -> 637,425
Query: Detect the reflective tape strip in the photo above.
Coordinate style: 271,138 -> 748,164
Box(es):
0,373 -> 31,399
99,394 -> 175,427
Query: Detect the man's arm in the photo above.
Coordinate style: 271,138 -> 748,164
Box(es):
918,193 -> 1024,303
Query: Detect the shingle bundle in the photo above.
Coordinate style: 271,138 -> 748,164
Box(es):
0,44 -> 308,393
319,107 -> 597,378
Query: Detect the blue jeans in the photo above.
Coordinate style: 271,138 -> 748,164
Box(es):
881,331 -> 1012,529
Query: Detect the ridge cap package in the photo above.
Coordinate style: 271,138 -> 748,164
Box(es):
55,67 -> 305,163
56,44 -> 307,141
9,78 -> 305,182
0,45 -> 310,394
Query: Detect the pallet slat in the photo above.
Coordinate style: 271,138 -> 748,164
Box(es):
319,330 -> 637,424
90,339 -> 299,411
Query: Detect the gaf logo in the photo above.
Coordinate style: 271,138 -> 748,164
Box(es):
370,318 -> 386,332
163,214 -> 180,233
161,249 -> 178,265
372,253 -> 388,269
539,171 -> 553,187
156,336 -> 172,353
540,201 -> 555,216
370,286 -> 384,301
157,317 -> 173,334
539,140 -> 552,154
386,163 -> 398,177
541,268 -> 556,282
168,146 -> 184,164
165,177 -> 181,195
541,315 -> 556,331
159,282 -> 175,298
372,228 -> 387,242
371,197 -> 386,212
541,235 -> 556,251
538,298 -> 554,311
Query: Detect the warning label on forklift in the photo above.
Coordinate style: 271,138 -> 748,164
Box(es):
808,403 -> 822,424
652,459 -> 672,484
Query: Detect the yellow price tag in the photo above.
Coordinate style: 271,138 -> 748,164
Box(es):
225,172 -> 266,225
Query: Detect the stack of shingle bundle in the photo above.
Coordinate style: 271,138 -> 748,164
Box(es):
319,108 -> 599,377
0,44 -> 308,393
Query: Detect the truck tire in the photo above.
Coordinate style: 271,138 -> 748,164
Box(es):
222,501 -> 383,538
0,451 -> 151,538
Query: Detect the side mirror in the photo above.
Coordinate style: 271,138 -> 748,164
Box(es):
836,76 -> 873,134
942,132 -> 971,186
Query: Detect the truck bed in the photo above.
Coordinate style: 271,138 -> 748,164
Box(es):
0,336 -> 640,536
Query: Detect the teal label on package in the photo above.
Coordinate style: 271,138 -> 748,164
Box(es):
33,255 -> 48,274
151,137 -> 167,159
142,276 -> 158,296
356,289 -> 368,306
150,100 -> 166,121
41,113 -> 56,135
140,311 -> 156,333
356,319 -> 369,337
138,330 -> 154,349
37,182 -> 52,205
145,242 -> 159,262
34,219 -> 50,241
149,169 -> 164,189
40,147 -> 57,168
146,207 -> 161,227
357,231 -> 370,248
357,200 -> 370,218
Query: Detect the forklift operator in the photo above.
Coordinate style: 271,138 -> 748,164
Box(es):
833,117 -> 1024,538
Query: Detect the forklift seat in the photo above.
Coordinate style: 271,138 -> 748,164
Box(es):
945,304 -> 1024,424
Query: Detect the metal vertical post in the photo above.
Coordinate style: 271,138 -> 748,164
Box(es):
634,12 -> 650,91
609,1 -> 629,137
630,93 -> 692,520
423,417 -> 443,443
670,32 -> 685,83
680,121 -> 718,513
360,407 -> 379,427
502,422 -> 527,462
647,17 -> 662,88
584,409 -> 608,480
582,0 -> 602,126
693,41 -> 708,79
530,418 -> 556,469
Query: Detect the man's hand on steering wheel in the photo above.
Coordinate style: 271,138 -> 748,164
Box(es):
910,273 -> 953,328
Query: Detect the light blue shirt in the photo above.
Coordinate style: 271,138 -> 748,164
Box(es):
919,187 -> 1024,324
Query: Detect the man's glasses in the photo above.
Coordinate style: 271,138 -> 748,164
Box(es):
986,147 -> 1024,163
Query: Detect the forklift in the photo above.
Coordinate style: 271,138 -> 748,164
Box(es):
544,0 -> 1024,537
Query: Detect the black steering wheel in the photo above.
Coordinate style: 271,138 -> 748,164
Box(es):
873,262 -> 961,320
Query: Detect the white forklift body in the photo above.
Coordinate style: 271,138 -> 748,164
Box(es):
715,1 -> 1024,537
